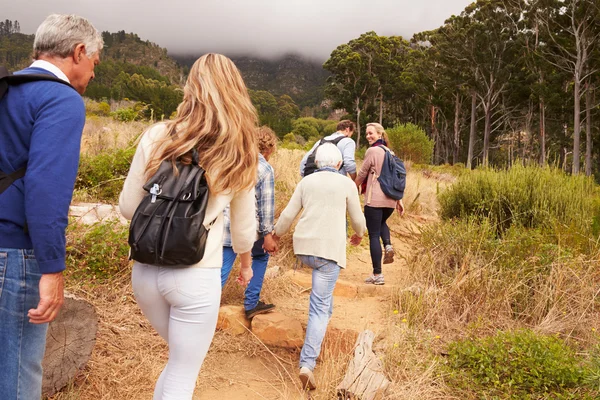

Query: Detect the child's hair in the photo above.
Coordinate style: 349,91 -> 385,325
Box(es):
257,126 -> 278,155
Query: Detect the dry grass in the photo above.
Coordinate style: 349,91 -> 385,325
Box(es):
81,116 -> 150,155
65,138 -> 589,399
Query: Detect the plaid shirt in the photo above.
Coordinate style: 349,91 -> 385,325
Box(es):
223,153 -> 275,247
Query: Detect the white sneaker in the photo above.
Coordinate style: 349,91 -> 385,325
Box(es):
299,366 -> 316,390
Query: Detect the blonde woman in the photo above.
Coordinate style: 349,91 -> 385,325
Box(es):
355,123 -> 404,286
119,54 -> 258,400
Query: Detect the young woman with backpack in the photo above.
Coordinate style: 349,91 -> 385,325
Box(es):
119,53 -> 258,399
355,123 -> 404,286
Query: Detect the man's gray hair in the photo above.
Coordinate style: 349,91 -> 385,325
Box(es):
315,143 -> 343,169
33,14 -> 103,59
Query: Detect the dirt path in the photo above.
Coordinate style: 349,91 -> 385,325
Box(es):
196,212 -> 429,400
54,168 -> 443,400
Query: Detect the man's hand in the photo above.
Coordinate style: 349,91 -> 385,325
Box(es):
350,234 -> 362,246
262,233 -> 278,254
28,272 -> 64,324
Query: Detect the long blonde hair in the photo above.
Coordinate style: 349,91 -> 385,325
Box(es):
146,53 -> 258,193
366,122 -> 390,145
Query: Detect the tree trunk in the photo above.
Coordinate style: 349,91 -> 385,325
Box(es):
379,90 -> 384,125
483,99 -> 491,168
337,330 -> 390,400
467,91 -> 477,169
355,98 -> 362,150
453,92 -> 461,165
573,79 -> 581,174
585,80 -> 592,176
42,295 -> 98,397
539,98 -> 546,166
431,104 -> 439,165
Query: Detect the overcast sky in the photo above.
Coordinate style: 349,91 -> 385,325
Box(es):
8,0 -> 473,60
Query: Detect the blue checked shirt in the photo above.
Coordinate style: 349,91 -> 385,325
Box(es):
223,153 -> 275,247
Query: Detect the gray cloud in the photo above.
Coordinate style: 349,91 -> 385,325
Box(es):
8,0 -> 473,60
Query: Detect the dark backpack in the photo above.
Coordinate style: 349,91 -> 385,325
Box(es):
128,149 -> 214,267
303,135 -> 346,176
0,66 -> 75,195
377,146 -> 406,201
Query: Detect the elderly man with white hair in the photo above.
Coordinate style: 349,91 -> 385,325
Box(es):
274,143 -> 366,391
0,14 -> 102,399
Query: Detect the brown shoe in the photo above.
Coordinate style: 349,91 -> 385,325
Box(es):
383,246 -> 395,264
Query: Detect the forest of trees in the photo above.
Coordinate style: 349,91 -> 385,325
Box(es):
324,0 -> 600,176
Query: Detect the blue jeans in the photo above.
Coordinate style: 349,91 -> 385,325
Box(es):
297,254 -> 340,371
0,248 -> 48,400
221,237 -> 270,311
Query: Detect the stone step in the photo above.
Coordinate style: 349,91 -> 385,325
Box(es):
284,270 -> 395,298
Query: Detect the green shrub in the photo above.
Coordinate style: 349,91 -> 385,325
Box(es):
439,164 -> 600,236
111,107 -> 138,122
292,121 -> 319,140
66,219 -> 130,280
444,329 -> 588,398
386,123 -> 434,164
75,147 -> 135,202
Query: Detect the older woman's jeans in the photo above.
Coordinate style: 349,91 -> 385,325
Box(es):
0,248 -> 47,400
297,254 -> 340,371
132,263 -> 221,400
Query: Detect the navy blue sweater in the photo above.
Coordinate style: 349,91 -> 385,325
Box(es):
0,67 -> 85,273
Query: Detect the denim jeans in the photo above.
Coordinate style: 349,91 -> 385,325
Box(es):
0,248 -> 48,400
132,263 -> 221,400
297,254 -> 341,371
221,237 -> 270,311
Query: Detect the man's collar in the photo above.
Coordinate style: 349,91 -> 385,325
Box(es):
29,60 -> 70,83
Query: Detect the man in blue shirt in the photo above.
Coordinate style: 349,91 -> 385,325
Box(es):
222,126 -> 278,319
299,120 -> 357,180
0,14 -> 102,399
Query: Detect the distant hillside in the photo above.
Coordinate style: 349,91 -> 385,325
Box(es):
0,30 -> 184,84
174,54 -> 329,108
0,26 -> 328,112
100,31 -> 184,85
0,30 -> 184,118
0,32 -> 34,70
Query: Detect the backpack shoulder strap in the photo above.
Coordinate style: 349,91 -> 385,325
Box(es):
0,66 -> 9,99
379,145 -> 395,156
329,135 -> 347,145
0,67 -> 75,100
0,167 -> 26,195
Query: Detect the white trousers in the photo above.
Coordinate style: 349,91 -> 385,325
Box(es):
132,263 -> 221,400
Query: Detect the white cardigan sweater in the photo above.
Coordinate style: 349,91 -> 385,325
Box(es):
119,123 -> 256,269
274,170 -> 366,268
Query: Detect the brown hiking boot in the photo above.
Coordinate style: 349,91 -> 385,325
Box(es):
383,246 -> 395,264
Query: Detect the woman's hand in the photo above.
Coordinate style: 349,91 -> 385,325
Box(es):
396,199 -> 405,216
237,251 -> 253,286
350,233 -> 362,246
237,265 -> 253,286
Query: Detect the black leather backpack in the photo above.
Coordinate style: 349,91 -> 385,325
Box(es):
128,149 -> 213,267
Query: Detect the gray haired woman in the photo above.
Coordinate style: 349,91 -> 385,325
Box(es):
274,143 -> 366,391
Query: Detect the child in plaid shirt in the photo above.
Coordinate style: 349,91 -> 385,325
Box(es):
221,126 -> 278,318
